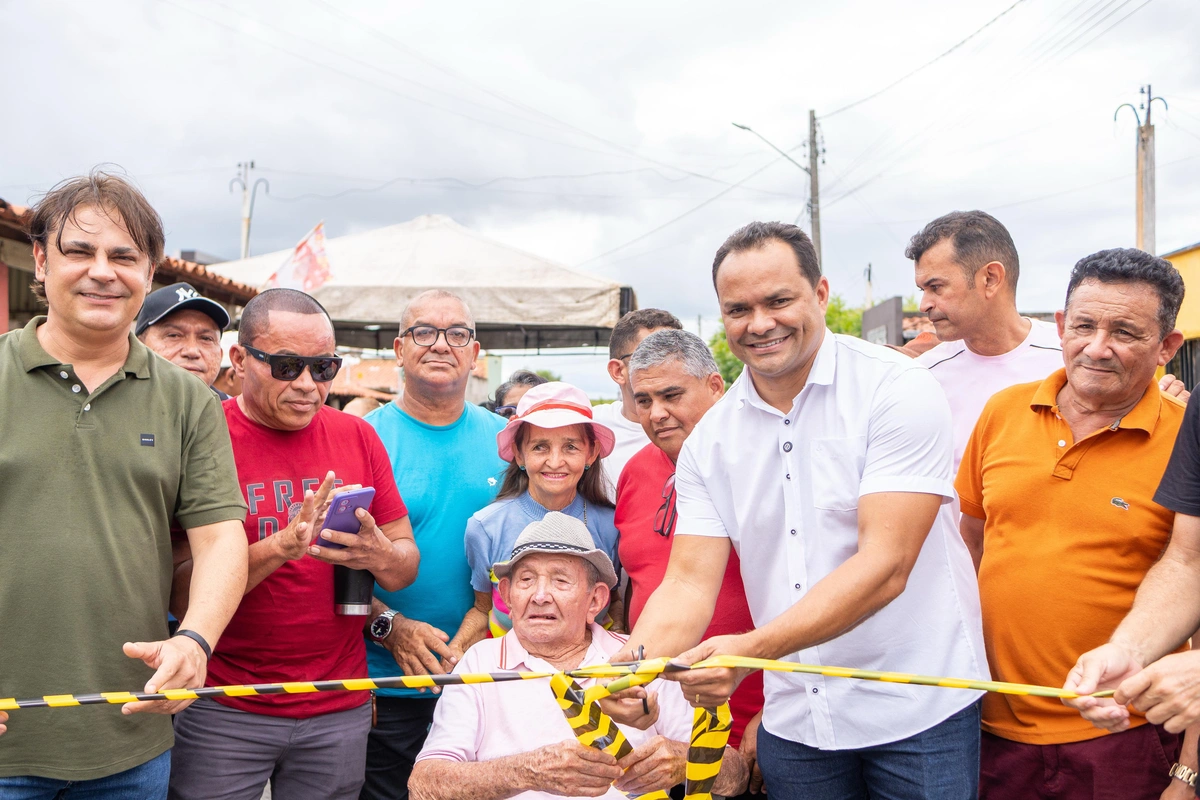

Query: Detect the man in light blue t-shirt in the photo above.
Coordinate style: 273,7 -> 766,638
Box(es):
361,290 -> 507,800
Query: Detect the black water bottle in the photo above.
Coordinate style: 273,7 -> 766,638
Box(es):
335,565 -> 374,616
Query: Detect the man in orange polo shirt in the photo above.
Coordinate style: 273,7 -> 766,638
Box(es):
956,248 -> 1196,798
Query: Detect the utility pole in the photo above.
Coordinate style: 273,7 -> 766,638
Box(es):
1115,86 -> 1167,254
229,161 -> 270,260
864,263 -> 873,309
731,119 -> 822,264
808,110 -> 822,266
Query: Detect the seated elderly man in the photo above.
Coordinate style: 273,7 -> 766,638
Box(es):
409,513 -> 748,800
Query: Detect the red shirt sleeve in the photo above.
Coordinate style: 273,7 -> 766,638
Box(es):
361,420 -> 407,527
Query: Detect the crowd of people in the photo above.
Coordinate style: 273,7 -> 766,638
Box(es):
5,169 -> 1200,800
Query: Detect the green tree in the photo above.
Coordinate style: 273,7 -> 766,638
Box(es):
825,293 -> 863,337
902,294 -> 920,312
534,368 -> 562,382
708,327 -> 743,388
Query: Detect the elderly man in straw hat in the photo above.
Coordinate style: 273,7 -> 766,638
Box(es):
409,513 -> 749,800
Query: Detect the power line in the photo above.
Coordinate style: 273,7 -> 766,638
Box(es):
822,0 -> 1030,119
1055,0 -> 1158,62
575,156 -> 787,268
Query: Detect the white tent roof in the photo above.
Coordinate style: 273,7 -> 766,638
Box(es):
208,215 -> 632,349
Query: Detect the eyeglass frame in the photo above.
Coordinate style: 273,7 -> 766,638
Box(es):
495,405 -> 519,418
241,344 -> 343,383
653,473 -> 677,537
401,325 -> 476,348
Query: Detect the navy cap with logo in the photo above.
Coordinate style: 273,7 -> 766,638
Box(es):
135,282 -> 231,337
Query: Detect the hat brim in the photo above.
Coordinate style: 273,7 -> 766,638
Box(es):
492,542 -> 618,588
136,297 -> 231,336
496,410 -> 616,462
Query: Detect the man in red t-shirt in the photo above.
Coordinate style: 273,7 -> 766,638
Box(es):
614,329 -> 766,795
169,289 -> 418,800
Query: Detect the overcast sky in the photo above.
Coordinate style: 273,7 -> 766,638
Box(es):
4,0 -> 1199,396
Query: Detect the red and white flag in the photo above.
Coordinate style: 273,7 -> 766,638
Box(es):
264,222 -> 332,293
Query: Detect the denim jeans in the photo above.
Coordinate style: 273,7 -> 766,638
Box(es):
0,750 -> 169,800
756,699 -> 981,800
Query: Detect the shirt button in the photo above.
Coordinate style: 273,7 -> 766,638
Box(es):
812,687 -> 819,694
71,385 -> 82,393
1057,440 -> 1066,447
784,419 -> 791,425
83,404 -> 91,412
794,583 -> 801,589
790,529 -> 797,536
783,442 -> 793,452
59,371 -> 68,379
786,473 -> 791,480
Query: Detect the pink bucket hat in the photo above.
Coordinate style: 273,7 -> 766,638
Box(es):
496,382 -> 616,462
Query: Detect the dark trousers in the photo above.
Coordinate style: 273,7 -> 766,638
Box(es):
979,724 -> 1182,799
755,700 -> 981,800
359,695 -> 440,800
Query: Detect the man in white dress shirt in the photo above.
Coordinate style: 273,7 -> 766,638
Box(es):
592,309 -> 682,496
623,221 -> 987,799
907,210 -> 1185,472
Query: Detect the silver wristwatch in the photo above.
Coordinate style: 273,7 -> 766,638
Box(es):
1170,762 -> 1197,788
369,609 -> 398,642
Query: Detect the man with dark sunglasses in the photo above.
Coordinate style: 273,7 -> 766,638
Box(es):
612,329 -> 765,796
169,288 -> 419,800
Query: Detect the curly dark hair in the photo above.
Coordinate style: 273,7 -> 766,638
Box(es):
1065,248 -> 1184,337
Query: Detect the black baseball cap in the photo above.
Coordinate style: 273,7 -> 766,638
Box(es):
135,282 -> 231,336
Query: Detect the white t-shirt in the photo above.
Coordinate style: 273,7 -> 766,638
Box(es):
676,331 -> 986,750
916,319 -> 1063,473
591,399 -> 650,500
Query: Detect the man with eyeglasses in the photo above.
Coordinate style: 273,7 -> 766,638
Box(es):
613,329 -> 765,796
169,288 -> 418,800
360,289 -> 509,800
592,309 -> 683,499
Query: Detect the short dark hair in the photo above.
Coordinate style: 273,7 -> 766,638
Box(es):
608,309 -> 683,359
495,369 -> 547,408
905,210 -> 1019,292
238,288 -> 334,347
712,221 -> 820,289
1065,248 -> 1184,338
27,170 -> 165,304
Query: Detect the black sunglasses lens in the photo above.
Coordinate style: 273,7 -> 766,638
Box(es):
270,357 -> 306,381
311,359 -> 341,383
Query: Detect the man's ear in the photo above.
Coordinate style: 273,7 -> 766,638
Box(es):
393,336 -> 403,363
498,576 -> 512,609
33,242 -> 48,281
979,261 -> 1007,300
586,581 -> 611,624
606,358 -> 625,387
1159,329 -> 1186,366
229,343 -> 248,377
707,372 -> 726,398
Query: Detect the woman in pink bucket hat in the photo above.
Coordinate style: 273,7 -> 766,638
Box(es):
464,382 -> 624,636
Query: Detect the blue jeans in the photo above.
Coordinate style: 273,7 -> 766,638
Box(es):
757,700 -> 981,800
0,750 -> 169,800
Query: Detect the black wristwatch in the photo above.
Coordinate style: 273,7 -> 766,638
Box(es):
370,610 -> 398,642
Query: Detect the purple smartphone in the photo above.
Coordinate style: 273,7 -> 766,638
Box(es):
316,487 -> 376,549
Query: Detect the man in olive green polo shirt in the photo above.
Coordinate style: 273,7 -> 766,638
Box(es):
0,172 -> 249,796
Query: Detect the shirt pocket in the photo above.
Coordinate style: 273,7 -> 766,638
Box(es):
810,437 -> 867,512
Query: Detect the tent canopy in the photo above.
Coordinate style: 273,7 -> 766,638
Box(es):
208,215 -> 635,351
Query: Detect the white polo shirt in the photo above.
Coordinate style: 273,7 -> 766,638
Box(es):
676,330 -> 986,750
916,318 -> 1063,473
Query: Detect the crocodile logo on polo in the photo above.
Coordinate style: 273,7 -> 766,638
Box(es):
1111,497 -> 1130,511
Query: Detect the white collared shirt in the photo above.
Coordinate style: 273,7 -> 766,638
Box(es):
676,330 -> 986,750
592,399 -> 651,500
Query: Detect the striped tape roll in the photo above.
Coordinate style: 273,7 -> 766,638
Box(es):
0,654 -> 1114,711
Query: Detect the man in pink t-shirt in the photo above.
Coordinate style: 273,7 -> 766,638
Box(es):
169,289 -> 419,800
616,329 -> 765,794
410,513 -> 748,800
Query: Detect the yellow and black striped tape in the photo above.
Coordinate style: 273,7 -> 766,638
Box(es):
0,653 -> 1114,711
684,703 -> 732,800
